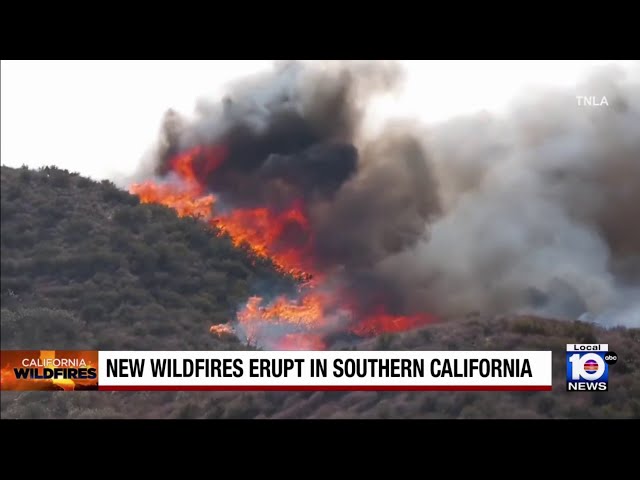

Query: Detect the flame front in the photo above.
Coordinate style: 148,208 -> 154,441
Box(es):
213,202 -> 315,280
237,295 -> 324,327
132,182 -> 215,219
130,145 -> 436,349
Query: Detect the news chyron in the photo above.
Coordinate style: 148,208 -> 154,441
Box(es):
566,344 -> 618,392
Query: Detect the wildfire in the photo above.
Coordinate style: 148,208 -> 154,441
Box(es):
212,202 -> 315,279
237,295 -> 324,327
352,310 -> 436,337
209,323 -> 235,337
235,295 -> 326,348
131,147 -> 313,280
132,182 -> 215,219
130,144 -> 436,349
131,146 -> 227,219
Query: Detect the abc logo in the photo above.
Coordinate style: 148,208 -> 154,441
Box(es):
568,352 -> 606,381
604,352 -> 618,365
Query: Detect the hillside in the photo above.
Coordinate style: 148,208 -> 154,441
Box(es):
1,165 -> 639,418
0,165 -> 295,351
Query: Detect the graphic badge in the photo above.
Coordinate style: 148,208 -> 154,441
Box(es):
566,344 -> 617,392
0,350 -> 99,391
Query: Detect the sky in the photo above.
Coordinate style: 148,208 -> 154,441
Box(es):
1,60 -> 635,182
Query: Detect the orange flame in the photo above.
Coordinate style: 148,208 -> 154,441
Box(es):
351,310 -> 437,337
209,323 -> 235,337
130,146 -> 312,280
235,294 -> 326,347
129,144 -> 436,349
131,148 -> 217,219
212,202 -> 315,279
131,182 -> 215,219
237,295 -> 324,327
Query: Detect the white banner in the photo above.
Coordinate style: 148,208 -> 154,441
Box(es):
567,344 -> 608,351
98,350 -> 552,391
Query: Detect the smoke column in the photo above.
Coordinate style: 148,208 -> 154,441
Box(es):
135,60 -> 640,331
383,62 -> 640,327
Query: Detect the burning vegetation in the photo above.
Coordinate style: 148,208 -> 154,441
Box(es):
129,62 -> 444,349
130,60 -> 640,349
131,142 -> 437,349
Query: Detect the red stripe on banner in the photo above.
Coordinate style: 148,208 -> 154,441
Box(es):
99,385 -> 552,391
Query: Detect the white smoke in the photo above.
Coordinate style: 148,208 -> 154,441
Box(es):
375,62 -> 640,327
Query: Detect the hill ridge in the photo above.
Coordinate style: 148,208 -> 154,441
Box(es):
1,165 -> 638,418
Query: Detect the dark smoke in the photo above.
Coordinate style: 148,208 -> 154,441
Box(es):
141,60 -> 640,328
153,61 -> 401,209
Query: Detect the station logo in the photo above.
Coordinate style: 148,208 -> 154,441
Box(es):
566,344 -> 617,392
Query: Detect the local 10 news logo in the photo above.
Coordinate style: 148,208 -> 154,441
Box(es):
566,344 -> 617,391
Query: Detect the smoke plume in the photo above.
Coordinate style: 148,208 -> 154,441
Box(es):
139,60 -> 640,328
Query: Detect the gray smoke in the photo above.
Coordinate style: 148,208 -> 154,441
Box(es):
141,60 -> 640,327
375,62 -> 640,326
